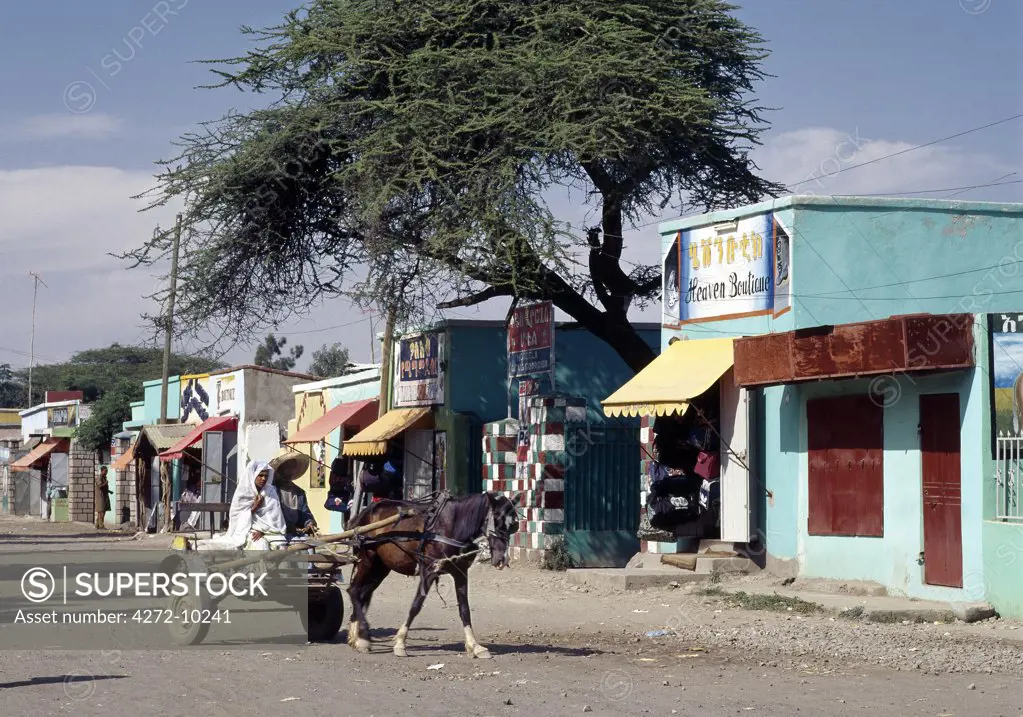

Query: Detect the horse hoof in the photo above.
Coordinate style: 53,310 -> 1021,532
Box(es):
472,646 -> 493,660
355,638 -> 371,653
393,644 -> 408,657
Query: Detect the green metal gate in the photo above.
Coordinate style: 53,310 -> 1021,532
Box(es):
564,421 -> 640,567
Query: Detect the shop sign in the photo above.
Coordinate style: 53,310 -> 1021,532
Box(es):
663,212 -> 791,324
394,331 -> 445,407
47,404 -> 77,428
507,301 -> 554,378
216,374 -> 237,415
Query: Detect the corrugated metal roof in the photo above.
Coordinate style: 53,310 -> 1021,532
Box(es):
138,423 -> 195,451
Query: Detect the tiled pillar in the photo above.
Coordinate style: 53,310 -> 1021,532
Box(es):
68,444 -> 96,524
482,395 -> 586,563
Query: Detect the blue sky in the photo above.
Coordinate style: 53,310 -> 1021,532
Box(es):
1,0 -> 1021,369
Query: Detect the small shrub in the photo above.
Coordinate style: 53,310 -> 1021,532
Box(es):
541,536 -> 573,571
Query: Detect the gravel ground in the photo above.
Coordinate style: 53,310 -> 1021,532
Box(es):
2,517 -> 1021,714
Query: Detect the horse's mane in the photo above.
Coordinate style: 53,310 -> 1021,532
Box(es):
446,493 -> 491,545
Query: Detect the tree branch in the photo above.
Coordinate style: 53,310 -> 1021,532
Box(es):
437,285 -> 513,309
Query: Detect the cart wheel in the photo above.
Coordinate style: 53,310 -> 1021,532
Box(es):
304,585 -> 344,643
166,585 -> 214,646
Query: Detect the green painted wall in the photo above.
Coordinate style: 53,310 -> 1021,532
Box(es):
660,196 -> 1023,615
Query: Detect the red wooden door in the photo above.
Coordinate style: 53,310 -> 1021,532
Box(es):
919,393 -> 963,588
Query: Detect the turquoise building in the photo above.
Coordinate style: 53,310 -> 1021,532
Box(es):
636,196 -> 1023,617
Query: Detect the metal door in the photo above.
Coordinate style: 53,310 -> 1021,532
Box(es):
13,471 -> 32,515
720,369 -> 753,542
920,393 -> 963,587
564,422 -> 640,567
807,396 -> 884,536
49,453 -> 68,488
404,429 -> 435,500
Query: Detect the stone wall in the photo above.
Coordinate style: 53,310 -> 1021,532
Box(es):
68,445 -> 96,524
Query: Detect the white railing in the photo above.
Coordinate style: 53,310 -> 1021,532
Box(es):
995,432 -> 1023,521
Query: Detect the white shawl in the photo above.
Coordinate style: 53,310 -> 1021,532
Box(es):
200,460 -> 287,549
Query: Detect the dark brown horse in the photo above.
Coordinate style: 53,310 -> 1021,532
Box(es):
346,491 -> 521,658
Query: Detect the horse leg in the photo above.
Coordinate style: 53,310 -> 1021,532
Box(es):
347,556 -> 388,653
453,569 -> 491,659
393,572 -> 437,657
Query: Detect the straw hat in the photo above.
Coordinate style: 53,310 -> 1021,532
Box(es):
269,448 -> 311,483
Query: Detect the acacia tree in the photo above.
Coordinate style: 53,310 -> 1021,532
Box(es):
254,334 -> 304,371
308,343 -> 351,378
128,0 -> 781,372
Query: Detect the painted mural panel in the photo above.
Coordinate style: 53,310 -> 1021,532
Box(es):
772,215 -> 792,317
662,232 -> 681,326
989,313 -> 1023,438
180,375 -> 212,424
394,331 -> 445,407
679,213 -> 774,323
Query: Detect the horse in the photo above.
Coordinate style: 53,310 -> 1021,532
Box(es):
346,491 -> 522,659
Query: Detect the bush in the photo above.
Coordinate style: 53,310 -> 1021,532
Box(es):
541,536 -> 573,571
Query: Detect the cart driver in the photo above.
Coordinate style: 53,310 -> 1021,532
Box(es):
276,471 -> 318,539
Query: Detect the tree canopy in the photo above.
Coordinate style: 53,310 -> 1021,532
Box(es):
308,343 -> 352,378
5,345 -> 225,408
254,333 -> 304,371
128,0 -> 781,371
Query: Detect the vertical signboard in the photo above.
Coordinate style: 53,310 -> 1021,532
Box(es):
507,301 -> 555,378
394,331 -> 445,408
772,215 -> 792,318
678,213 -> 775,323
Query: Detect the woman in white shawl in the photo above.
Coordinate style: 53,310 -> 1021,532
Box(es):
197,460 -> 288,551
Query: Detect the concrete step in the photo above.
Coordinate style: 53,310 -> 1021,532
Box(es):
715,584 -> 997,623
566,568 -> 711,591
695,555 -> 754,575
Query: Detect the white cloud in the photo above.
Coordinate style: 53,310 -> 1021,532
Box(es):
5,113 -> 123,141
755,126 -> 1014,198
0,127 -> 1011,369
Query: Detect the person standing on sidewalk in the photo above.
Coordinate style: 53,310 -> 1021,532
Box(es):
95,466 -> 112,529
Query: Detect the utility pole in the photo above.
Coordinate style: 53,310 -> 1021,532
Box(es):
159,215 -> 182,425
378,303 -> 396,418
159,215 -> 182,533
353,303 -> 396,518
27,272 -> 47,406
368,312 -> 376,364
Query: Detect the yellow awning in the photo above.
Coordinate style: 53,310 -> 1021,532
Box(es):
601,337 -> 735,417
341,407 -> 432,456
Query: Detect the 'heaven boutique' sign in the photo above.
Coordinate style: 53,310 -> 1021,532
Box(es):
663,213 -> 790,324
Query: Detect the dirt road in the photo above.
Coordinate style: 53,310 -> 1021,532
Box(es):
0,517 -> 1020,716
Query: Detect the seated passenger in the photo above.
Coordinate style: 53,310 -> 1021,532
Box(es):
196,460 -> 287,551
